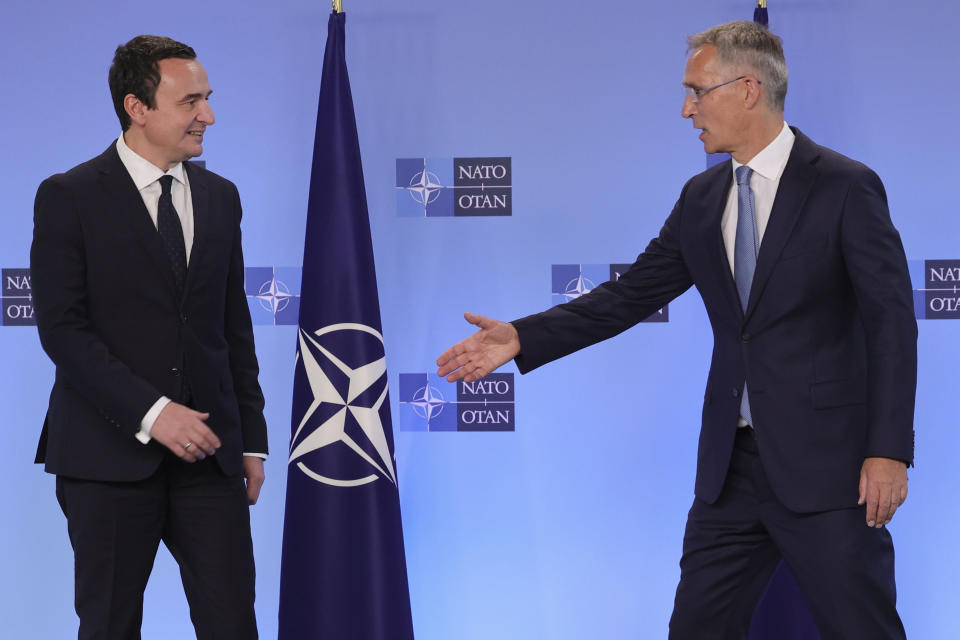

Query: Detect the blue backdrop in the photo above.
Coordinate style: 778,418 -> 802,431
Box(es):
1,1 -> 957,638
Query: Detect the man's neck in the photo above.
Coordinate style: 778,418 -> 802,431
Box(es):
731,117 -> 785,165
122,130 -> 176,172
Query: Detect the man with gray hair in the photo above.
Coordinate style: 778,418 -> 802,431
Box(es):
437,20 -> 915,639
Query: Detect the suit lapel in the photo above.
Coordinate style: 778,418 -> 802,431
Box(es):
744,130 -> 820,321
183,161 -> 209,297
95,144 -> 179,299
697,161 -> 743,320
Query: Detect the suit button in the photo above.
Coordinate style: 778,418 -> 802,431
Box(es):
741,333 -> 751,342
180,314 -> 188,324
732,388 -> 739,398
171,367 -> 181,377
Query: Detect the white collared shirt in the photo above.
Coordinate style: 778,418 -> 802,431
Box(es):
721,121 -> 796,274
722,122 -> 794,427
115,135 -> 189,444
115,134 -> 194,264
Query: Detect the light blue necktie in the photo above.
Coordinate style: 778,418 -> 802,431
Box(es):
734,165 -> 758,426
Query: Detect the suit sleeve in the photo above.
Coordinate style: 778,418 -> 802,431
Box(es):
840,169 -> 917,465
513,183 -> 694,373
31,176 -> 162,434
223,185 -> 268,455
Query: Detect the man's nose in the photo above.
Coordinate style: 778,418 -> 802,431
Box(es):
198,99 -> 215,125
681,94 -> 697,119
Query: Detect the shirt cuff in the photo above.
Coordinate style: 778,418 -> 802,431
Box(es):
136,396 -> 172,444
243,452 -> 268,460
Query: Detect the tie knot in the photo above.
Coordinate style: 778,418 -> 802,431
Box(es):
735,165 -> 753,186
158,174 -> 174,195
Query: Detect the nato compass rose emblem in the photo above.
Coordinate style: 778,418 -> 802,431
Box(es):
289,323 -> 397,487
255,276 -> 295,315
562,274 -> 596,301
406,169 -> 444,207
408,383 -> 447,422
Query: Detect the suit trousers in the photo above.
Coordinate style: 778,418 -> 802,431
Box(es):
668,427 -> 905,640
56,453 -> 257,640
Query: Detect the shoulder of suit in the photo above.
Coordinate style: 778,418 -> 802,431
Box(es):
36,148 -> 114,201
42,150 -> 107,187
184,160 -> 238,194
809,143 -> 877,179
684,159 -> 730,194
793,129 -> 879,182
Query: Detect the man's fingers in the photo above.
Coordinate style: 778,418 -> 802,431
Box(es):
439,347 -> 481,380
464,312 -> 491,328
153,403 -> 222,460
437,343 -> 464,368
865,485 -> 880,527
179,423 -> 220,458
179,440 -> 202,463
462,363 -> 487,382
243,458 -> 265,505
167,421 -> 221,461
859,457 -> 908,527
246,476 -> 264,504
875,491 -> 893,526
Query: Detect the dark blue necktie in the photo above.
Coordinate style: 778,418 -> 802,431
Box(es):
157,175 -> 187,297
734,165 -> 758,426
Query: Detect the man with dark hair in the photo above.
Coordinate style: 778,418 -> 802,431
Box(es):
437,20 -> 915,639
31,35 -> 267,639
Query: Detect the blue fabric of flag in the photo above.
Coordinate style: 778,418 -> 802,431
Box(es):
278,11 -> 415,640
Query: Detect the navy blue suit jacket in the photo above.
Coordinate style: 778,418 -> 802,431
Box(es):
513,129 -> 917,513
31,142 -> 267,481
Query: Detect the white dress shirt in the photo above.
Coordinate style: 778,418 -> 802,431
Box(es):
721,121 -> 795,273
115,135 -> 192,444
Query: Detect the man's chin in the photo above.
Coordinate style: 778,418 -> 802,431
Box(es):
182,143 -> 203,160
701,141 -> 728,156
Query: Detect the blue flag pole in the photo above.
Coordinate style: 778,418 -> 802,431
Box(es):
278,10 -> 415,639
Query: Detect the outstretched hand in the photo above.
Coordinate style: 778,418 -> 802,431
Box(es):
436,312 -> 521,382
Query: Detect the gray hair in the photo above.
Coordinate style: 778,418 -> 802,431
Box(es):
688,21 -> 788,112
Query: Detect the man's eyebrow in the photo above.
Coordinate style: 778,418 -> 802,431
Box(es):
179,90 -> 213,102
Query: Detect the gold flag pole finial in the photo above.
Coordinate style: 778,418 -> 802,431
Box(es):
333,0 -> 343,13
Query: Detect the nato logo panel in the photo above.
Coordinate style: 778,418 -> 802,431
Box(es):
2,268 -> 35,326
910,259 -> 960,319
244,266 -> 301,325
551,263 -> 668,322
398,372 -> 515,431
396,157 -> 512,217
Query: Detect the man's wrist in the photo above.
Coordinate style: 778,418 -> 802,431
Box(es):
135,396 -> 172,444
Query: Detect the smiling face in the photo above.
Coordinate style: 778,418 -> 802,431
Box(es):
125,57 -> 214,170
681,45 -> 749,156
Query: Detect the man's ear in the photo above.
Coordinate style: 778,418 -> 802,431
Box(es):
743,77 -> 763,110
124,93 -> 148,127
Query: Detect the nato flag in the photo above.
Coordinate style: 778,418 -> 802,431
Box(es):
278,11 -> 415,639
